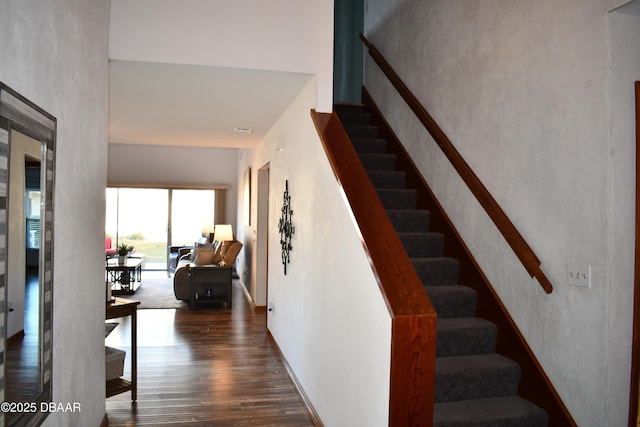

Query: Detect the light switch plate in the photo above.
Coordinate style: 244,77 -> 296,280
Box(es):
568,263 -> 591,288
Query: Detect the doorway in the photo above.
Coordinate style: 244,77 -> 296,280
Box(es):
255,164 -> 270,310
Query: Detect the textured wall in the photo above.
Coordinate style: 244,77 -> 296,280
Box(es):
240,79 -> 393,426
364,0 -> 637,425
608,8 -> 640,425
0,1 -> 111,426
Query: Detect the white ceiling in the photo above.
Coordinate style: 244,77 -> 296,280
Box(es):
108,60 -> 314,149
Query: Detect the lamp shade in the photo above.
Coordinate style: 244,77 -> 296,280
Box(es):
213,224 -> 233,242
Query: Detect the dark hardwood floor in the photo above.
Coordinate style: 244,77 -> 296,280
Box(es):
6,268 -> 40,426
105,279 -> 316,426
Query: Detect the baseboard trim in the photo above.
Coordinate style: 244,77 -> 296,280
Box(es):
238,280 -> 267,314
266,329 -> 323,427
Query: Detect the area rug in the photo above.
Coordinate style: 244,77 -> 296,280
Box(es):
126,274 -> 188,309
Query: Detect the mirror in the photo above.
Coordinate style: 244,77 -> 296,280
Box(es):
0,83 -> 55,427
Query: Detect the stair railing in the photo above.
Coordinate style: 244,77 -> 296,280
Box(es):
360,34 -> 553,294
311,111 -> 437,426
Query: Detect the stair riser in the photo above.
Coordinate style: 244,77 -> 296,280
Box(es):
386,210 -> 430,233
377,189 -> 416,210
436,319 -> 497,357
399,233 -> 444,258
435,355 -> 521,402
368,171 -> 406,189
425,285 -> 477,318
339,112 -> 372,126
412,258 -> 459,285
359,153 -> 396,171
344,125 -> 379,139
352,138 -> 388,154
433,397 -> 549,427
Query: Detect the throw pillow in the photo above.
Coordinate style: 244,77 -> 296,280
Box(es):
193,242 -> 215,265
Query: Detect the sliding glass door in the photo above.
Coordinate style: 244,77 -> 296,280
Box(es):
106,187 -> 218,270
106,188 -> 169,270
170,189 -> 216,246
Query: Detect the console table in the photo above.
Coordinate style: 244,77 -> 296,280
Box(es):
106,258 -> 143,295
106,297 -> 139,404
188,265 -> 233,309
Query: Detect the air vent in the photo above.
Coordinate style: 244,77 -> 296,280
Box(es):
234,127 -> 253,134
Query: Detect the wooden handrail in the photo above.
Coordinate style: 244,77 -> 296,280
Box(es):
311,110 -> 437,426
360,34 -> 553,294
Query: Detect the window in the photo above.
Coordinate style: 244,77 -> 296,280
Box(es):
170,189 -> 217,246
25,189 -> 40,249
106,187 -> 220,270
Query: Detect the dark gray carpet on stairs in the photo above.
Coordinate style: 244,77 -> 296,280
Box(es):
336,104 -> 548,426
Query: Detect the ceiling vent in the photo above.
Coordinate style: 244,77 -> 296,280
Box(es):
234,127 -> 253,134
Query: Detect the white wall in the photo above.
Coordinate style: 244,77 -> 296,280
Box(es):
107,143 -> 239,225
237,79 -> 393,426
364,0 -> 634,425
0,1 -> 111,426
109,0 -> 334,112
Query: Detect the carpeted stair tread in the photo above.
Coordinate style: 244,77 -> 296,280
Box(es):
425,285 -> 477,318
367,170 -> 406,188
359,153 -> 397,171
352,138 -> 388,154
343,124 -> 379,139
433,396 -> 549,427
435,353 -> 521,402
437,317 -> 497,357
412,257 -> 459,285
377,188 -> 416,209
386,209 -> 430,232
399,232 -> 444,258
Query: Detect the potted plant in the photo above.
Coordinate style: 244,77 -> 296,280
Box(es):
117,243 -> 133,264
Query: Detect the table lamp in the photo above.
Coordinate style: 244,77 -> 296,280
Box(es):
213,224 -> 234,265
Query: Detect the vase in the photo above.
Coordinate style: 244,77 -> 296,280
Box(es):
118,255 -> 126,264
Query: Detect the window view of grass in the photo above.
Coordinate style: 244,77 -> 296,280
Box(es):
106,187 -> 217,270
115,237 -> 166,265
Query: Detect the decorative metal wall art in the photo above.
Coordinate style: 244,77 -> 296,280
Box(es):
278,179 -> 295,275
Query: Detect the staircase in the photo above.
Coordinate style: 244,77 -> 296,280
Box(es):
335,103 -> 548,427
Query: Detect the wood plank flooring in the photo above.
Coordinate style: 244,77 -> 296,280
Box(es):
5,269 -> 40,426
105,279 -> 316,426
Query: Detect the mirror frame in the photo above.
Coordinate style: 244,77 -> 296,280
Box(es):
0,83 -> 55,427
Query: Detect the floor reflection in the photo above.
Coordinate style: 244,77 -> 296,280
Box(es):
6,267 -> 40,425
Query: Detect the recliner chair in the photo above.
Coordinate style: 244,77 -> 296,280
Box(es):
173,240 -> 243,301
